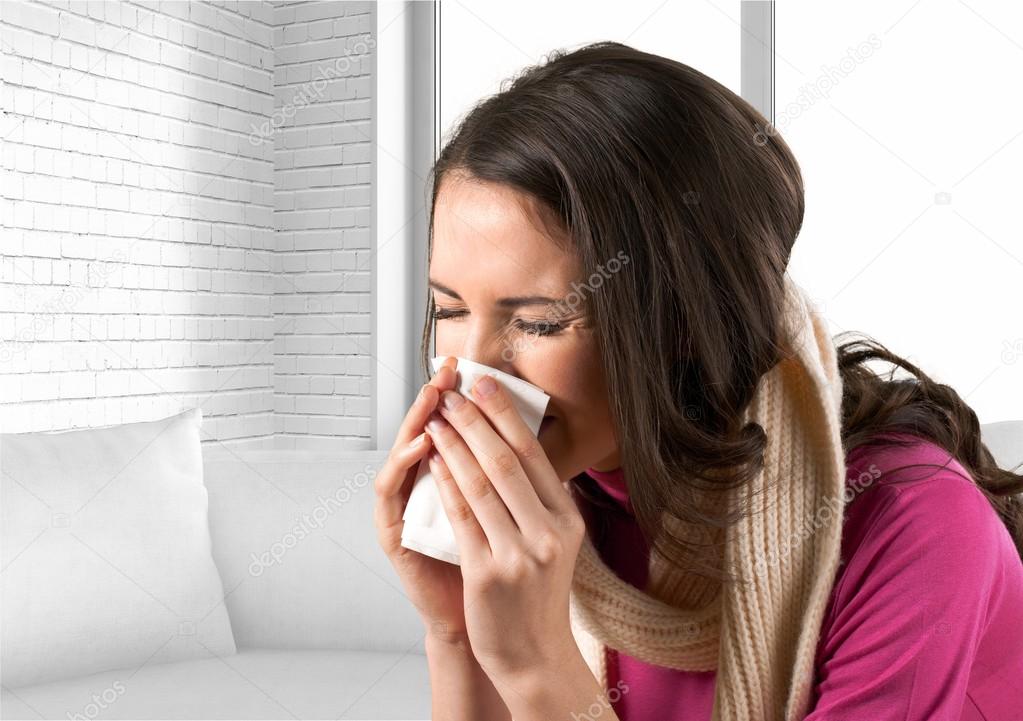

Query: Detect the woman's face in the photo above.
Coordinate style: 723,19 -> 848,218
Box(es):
429,176 -> 620,480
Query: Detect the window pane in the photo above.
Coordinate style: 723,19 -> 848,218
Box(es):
440,0 -> 742,138
777,0 -> 1023,421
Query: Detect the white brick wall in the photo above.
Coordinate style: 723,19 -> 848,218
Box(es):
270,0 -> 374,451
0,0 -> 375,450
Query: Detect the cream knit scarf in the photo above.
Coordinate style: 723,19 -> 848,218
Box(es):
568,273 -> 847,721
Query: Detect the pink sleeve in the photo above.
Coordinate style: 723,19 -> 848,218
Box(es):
804,472 -> 1000,720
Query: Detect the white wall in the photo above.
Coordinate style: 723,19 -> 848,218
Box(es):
1,0 -> 276,441
270,0 -> 374,451
0,0 -> 377,448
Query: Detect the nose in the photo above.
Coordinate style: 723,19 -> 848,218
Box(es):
458,347 -> 512,375
456,327 -> 517,375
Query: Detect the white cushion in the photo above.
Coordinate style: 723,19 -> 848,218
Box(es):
201,447 -> 425,652
0,408 -> 236,689
0,648 -> 429,720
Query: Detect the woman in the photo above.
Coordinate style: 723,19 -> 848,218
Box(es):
372,42 -> 1023,720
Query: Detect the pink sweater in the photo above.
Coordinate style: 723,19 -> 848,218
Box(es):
580,433 -> 1023,720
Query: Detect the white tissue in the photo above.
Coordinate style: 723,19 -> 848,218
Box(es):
400,356 -> 551,565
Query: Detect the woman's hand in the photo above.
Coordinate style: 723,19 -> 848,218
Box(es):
373,357 -> 472,643
424,373 -> 588,689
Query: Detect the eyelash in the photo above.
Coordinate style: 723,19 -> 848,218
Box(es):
431,307 -> 564,337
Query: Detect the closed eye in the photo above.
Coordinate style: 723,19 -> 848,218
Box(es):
431,307 -> 564,337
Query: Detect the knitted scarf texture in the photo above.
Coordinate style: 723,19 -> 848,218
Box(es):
568,273 -> 848,721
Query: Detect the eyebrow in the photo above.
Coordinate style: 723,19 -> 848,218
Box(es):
429,279 -> 560,309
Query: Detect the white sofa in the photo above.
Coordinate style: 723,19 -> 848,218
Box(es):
1,432 -> 431,720
1,417 -> 1020,721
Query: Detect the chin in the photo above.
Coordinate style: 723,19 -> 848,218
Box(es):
537,414 -> 557,446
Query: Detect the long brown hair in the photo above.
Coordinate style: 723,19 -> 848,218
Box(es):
421,41 -> 1023,576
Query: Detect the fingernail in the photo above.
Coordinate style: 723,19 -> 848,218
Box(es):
474,375 -> 497,398
441,390 -> 464,410
426,414 -> 447,433
410,432 -> 426,447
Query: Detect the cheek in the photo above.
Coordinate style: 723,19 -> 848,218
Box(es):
537,348 -> 616,476
532,337 -> 611,424
433,324 -> 464,357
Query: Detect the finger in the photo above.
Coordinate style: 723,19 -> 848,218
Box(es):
375,357 -> 459,555
428,445 -> 490,565
426,411 -> 520,557
468,374 -> 573,514
392,357 -> 458,446
436,389 -> 549,537
374,431 -> 435,554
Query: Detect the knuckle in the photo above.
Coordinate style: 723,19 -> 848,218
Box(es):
459,408 -> 483,430
373,465 -> 396,499
376,528 -> 397,555
515,436 -> 546,462
431,459 -> 454,485
429,424 -> 452,446
382,449 -> 400,476
491,449 -> 519,475
533,529 -> 562,565
556,510 -> 585,537
487,390 -> 512,414
371,498 -> 382,526
374,516 -> 399,553
465,471 -> 494,500
447,500 -> 476,525
392,544 -> 416,569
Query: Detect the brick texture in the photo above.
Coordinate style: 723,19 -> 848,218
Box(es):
0,0 -> 375,450
270,0 -> 374,451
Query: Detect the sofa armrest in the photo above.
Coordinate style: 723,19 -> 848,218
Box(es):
980,420 -> 1023,474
